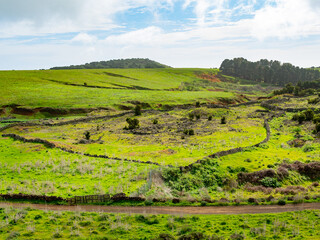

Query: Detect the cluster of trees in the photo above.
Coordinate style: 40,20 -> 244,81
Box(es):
292,109 -> 320,133
51,58 -> 170,70
273,83 -> 316,96
220,58 -> 320,86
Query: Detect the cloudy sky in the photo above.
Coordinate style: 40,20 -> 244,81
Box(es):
0,0 -> 320,70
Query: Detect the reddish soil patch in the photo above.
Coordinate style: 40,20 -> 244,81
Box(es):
208,88 -> 224,92
197,73 -> 221,83
160,149 -> 176,155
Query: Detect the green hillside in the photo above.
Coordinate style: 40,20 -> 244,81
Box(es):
0,68 -> 239,109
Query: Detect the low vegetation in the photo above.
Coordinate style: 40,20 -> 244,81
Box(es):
0,207 -> 319,240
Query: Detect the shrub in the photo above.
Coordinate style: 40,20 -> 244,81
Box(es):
260,177 -> 281,188
292,114 -> 299,121
79,221 -> 92,227
293,127 -> 301,136
183,129 -> 195,135
196,114 -> 201,120
153,119 -> 159,124
221,116 -> 226,124
84,131 -> 90,140
134,105 -> 142,116
188,113 -> 195,120
201,201 -> 207,206
196,101 -> 201,107
208,116 -> 213,121
125,118 -> 140,129
277,199 -> 286,205
33,214 -> 42,220
304,109 -> 314,121
178,226 -> 193,235
313,116 -> 320,124
145,200 -> 153,206
52,232 -> 63,238
303,143 -> 315,152
316,123 -> 320,133
298,113 -> 306,124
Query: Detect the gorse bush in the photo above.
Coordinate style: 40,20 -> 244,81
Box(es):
183,129 -> 195,135
162,159 -> 225,191
125,118 -> 140,129
84,131 -> 90,140
260,177 -> 281,188
304,109 -> 314,121
221,116 -> 226,124
134,105 -> 142,116
298,113 -> 306,124
188,113 -> 195,120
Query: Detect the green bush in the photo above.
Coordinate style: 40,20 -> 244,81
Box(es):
292,114 -> 299,121
188,113 -> 195,120
183,129 -> 195,135
134,105 -> 142,116
152,119 -> 159,124
277,199 -> 286,205
303,109 -> 314,121
125,118 -> 140,129
298,113 -> 306,124
313,116 -> 320,124
303,143 -> 315,152
84,131 -> 90,140
221,116 -> 226,124
260,177 -> 281,188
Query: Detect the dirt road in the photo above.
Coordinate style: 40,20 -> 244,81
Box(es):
0,202 -> 319,215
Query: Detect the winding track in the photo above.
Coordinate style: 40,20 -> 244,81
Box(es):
0,202 -> 319,215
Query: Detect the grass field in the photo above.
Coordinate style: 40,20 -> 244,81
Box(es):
0,207 -> 319,239
2,107 -> 266,166
0,137 -> 156,198
0,68 -> 276,110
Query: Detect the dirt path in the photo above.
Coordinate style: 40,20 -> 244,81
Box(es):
0,202 -> 319,215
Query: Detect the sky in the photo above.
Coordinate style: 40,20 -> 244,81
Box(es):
0,0 -> 320,70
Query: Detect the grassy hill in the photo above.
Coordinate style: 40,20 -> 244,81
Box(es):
0,68 -> 268,110
50,58 -> 171,70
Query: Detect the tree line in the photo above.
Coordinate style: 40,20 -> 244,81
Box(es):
51,58 -> 170,70
220,58 -> 320,86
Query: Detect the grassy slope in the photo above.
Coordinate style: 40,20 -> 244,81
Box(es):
0,137 -> 156,198
0,208 -> 319,239
0,68 -> 236,109
3,107 -> 266,166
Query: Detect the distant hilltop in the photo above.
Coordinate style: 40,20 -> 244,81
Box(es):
50,58 -> 171,70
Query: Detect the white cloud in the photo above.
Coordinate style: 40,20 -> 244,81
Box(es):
251,0 -> 320,39
0,0 -> 175,37
71,33 -> 97,44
